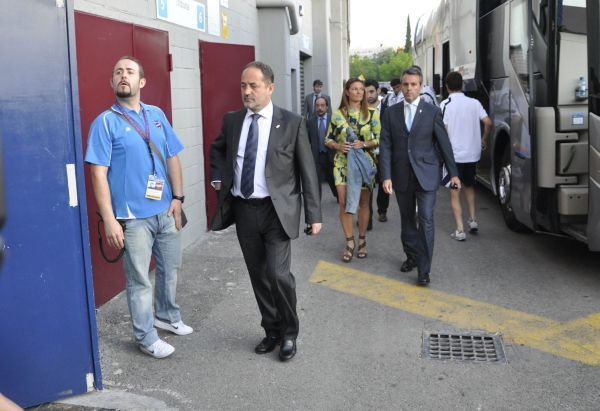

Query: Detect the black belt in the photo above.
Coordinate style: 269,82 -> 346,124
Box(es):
235,196 -> 271,205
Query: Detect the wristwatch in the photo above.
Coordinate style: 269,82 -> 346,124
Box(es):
172,195 -> 185,203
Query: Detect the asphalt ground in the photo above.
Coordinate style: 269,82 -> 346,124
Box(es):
54,184 -> 600,410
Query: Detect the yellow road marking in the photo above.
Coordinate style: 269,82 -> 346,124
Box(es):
310,261 -> 600,365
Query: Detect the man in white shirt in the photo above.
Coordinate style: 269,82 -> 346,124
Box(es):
381,78 -> 403,115
440,71 -> 492,240
380,67 -> 460,286
210,61 -> 322,361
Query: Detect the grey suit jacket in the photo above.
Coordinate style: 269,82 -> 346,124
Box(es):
303,92 -> 332,120
210,105 -> 322,239
379,100 -> 458,192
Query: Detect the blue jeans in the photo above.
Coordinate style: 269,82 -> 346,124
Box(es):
123,210 -> 182,347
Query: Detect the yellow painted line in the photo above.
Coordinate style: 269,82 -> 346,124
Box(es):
310,261 -> 600,365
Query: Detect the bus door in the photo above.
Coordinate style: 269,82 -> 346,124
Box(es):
587,0 -> 600,250
506,0 -> 536,228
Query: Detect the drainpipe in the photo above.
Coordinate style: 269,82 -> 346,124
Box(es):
256,0 -> 300,35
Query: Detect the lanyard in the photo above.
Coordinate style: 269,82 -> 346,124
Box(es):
114,103 -> 157,175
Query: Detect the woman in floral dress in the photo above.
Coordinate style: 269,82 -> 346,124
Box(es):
325,78 -> 380,262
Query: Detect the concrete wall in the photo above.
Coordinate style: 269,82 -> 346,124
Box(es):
257,8 -> 292,108
329,0 -> 349,105
74,0 -> 348,248
311,0 -> 333,99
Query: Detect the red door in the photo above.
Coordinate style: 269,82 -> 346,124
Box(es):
75,12 -> 172,306
200,42 -> 255,228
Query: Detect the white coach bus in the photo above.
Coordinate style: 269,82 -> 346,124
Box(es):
413,0 -> 600,250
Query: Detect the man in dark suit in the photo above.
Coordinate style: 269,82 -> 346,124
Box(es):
379,67 -> 461,286
306,96 -> 336,201
210,61 -> 322,361
303,79 -> 332,120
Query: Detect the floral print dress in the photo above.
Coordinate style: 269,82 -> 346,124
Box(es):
326,107 -> 380,187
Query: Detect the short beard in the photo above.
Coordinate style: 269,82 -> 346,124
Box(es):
116,90 -> 132,98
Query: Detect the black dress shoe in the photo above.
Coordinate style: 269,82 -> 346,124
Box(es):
417,272 -> 430,286
255,335 -> 280,354
279,338 -> 297,361
400,258 -> 417,272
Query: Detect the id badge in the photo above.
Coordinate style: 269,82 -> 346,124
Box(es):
145,174 -> 164,200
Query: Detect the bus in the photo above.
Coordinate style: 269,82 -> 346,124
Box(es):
413,0 -> 600,251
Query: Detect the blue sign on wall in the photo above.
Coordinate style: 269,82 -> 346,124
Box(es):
158,0 -> 168,18
197,4 -> 206,31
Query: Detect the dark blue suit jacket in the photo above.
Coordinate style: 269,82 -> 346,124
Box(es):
379,100 -> 458,192
306,114 -> 335,165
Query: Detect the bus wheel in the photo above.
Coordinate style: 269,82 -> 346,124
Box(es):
497,148 -> 527,232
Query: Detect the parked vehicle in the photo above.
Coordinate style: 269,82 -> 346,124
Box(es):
413,0 -> 599,250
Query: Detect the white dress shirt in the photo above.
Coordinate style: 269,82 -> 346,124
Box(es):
232,101 -> 273,198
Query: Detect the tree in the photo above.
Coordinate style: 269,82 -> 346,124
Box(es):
404,16 -> 412,53
349,54 -> 378,80
379,51 -> 412,81
349,48 -> 413,82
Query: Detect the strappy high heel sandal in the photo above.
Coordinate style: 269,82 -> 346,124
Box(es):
357,235 -> 367,259
342,236 -> 355,263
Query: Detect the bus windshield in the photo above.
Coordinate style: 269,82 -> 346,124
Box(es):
559,0 -> 586,34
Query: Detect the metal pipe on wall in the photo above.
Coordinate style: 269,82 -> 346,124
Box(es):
256,0 -> 300,34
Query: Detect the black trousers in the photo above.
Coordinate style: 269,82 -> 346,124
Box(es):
376,155 -> 390,214
369,156 -> 390,222
317,152 -> 337,199
233,197 -> 298,339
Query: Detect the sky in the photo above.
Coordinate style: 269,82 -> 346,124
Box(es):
349,0 -> 442,51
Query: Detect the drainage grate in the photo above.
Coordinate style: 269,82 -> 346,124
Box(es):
422,332 -> 507,363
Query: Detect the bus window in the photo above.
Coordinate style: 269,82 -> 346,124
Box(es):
533,0 -> 549,36
558,0 -> 587,34
479,0 -> 507,17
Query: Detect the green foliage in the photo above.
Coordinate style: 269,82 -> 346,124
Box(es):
405,16 -> 412,53
349,54 -> 378,79
379,52 -> 412,81
349,48 -> 413,82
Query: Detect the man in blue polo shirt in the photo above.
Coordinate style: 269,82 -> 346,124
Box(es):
85,56 -> 192,359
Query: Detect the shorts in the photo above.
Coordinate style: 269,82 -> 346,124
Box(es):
456,162 -> 477,187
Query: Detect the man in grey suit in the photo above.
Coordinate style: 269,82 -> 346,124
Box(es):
210,61 -> 322,361
303,79 -> 332,120
379,67 -> 461,285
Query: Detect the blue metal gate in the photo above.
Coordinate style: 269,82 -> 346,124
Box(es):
0,1 -> 101,407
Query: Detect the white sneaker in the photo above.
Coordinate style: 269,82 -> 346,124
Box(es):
154,319 -> 194,336
467,218 -> 479,233
450,230 -> 466,241
139,339 -> 175,359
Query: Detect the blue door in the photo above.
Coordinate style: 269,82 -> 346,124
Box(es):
0,1 -> 101,407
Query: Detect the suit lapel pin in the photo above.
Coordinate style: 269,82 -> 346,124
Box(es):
275,124 -> 281,129
419,109 -> 422,113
